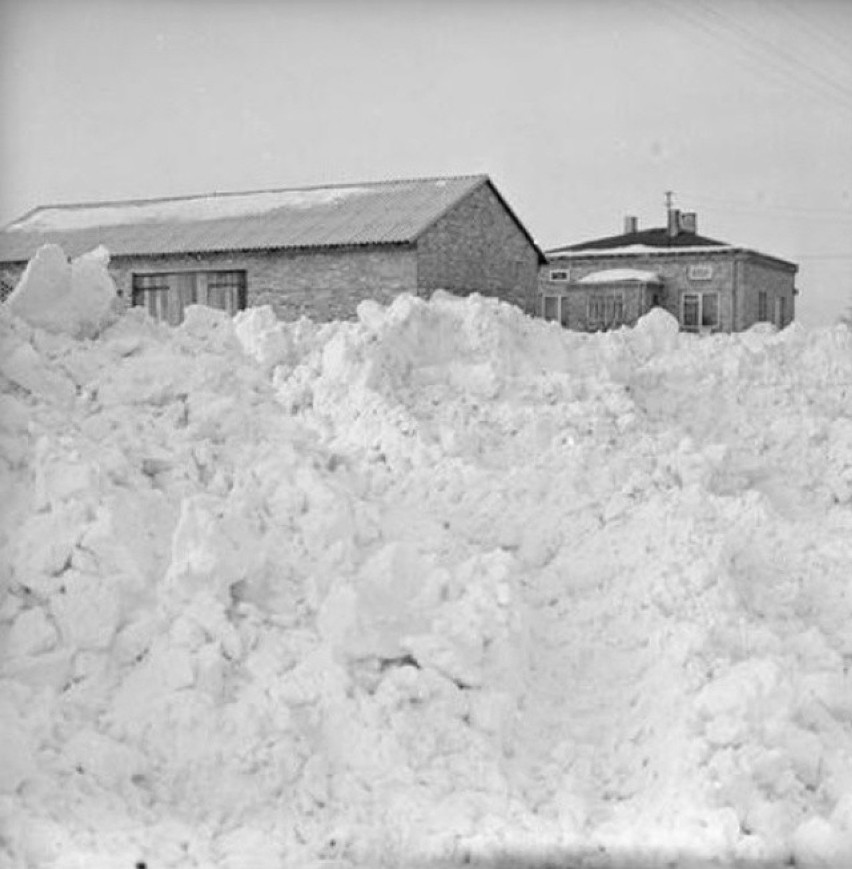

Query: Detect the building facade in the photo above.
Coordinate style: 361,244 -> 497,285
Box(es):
540,211 -> 798,333
0,175 -> 544,324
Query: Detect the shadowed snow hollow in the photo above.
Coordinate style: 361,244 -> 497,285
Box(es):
1,248 -> 852,868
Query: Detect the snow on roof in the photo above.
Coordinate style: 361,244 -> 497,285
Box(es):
578,268 -> 662,284
548,243 -> 737,258
9,187 -> 374,234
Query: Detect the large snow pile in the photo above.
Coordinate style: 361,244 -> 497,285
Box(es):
1,248 -> 851,869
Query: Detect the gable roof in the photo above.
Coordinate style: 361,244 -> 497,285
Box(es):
0,174 -> 543,263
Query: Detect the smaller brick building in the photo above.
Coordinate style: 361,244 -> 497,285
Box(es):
0,175 -> 544,323
540,210 -> 798,333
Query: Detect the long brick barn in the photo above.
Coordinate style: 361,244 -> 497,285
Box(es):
0,175 -> 544,324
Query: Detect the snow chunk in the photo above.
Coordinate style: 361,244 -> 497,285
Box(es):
792,816 -> 852,868
4,607 -> 58,658
3,244 -> 116,338
630,305 -> 680,355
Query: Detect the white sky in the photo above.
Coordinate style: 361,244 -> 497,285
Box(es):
1,0 -> 851,325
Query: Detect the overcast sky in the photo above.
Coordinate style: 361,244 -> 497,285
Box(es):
2,0 -> 851,325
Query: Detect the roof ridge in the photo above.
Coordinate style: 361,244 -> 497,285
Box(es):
20,173 -> 491,215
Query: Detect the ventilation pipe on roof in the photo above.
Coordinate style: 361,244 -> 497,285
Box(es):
624,215 -> 638,235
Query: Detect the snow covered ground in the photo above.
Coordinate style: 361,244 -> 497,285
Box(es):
1,246 -> 851,869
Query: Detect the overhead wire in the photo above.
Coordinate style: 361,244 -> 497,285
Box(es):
676,192 -> 852,220
773,0 -> 852,70
690,0 -> 852,103
651,0 -> 852,116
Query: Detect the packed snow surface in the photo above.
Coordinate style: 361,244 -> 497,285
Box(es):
2,247 -> 852,869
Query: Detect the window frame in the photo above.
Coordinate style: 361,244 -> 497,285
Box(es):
587,290 -> 625,331
131,269 -> 248,324
681,291 -> 720,332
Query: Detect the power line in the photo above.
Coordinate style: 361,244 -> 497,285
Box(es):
683,202 -> 852,223
691,0 -> 852,104
678,190 -> 852,219
795,253 -> 852,261
652,0 -> 852,116
774,0 -> 852,71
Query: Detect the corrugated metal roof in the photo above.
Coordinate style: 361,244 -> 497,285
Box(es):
0,175 -> 490,262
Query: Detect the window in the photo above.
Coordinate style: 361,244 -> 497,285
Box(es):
688,264 -> 714,281
548,269 -> 570,282
775,296 -> 786,328
205,271 -> 247,315
758,291 -> 768,321
587,292 -> 625,331
132,270 -> 247,324
542,295 -> 570,327
681,292 -> 720,332
133,274 -> 173,323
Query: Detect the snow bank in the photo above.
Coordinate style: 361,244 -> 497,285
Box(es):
1,252 -> 852,868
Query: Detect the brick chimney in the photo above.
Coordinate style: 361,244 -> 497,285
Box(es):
680,212 -> 697,234
667,208 -> 681,238
624,215 -> 638,235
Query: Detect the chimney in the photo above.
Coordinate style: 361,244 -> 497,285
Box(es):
667,208 -> 681,238
680,211 -> 697,234
624,215 -> 638,235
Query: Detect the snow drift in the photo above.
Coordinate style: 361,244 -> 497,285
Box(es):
1,246 -> 852,869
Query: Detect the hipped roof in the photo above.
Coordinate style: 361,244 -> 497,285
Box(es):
547,226 -> 797,270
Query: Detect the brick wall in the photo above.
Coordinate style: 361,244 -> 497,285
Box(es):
541,252 -> 738,331
737,255 -> 797,329
417,183 -> 541,315
540,249 -> 797,333
109,245 -> 419,321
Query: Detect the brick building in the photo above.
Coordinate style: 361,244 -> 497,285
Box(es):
540,210 -> 798,333
0,175 -> 544,323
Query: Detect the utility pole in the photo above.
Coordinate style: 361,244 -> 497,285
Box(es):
665,190 -> 674,220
